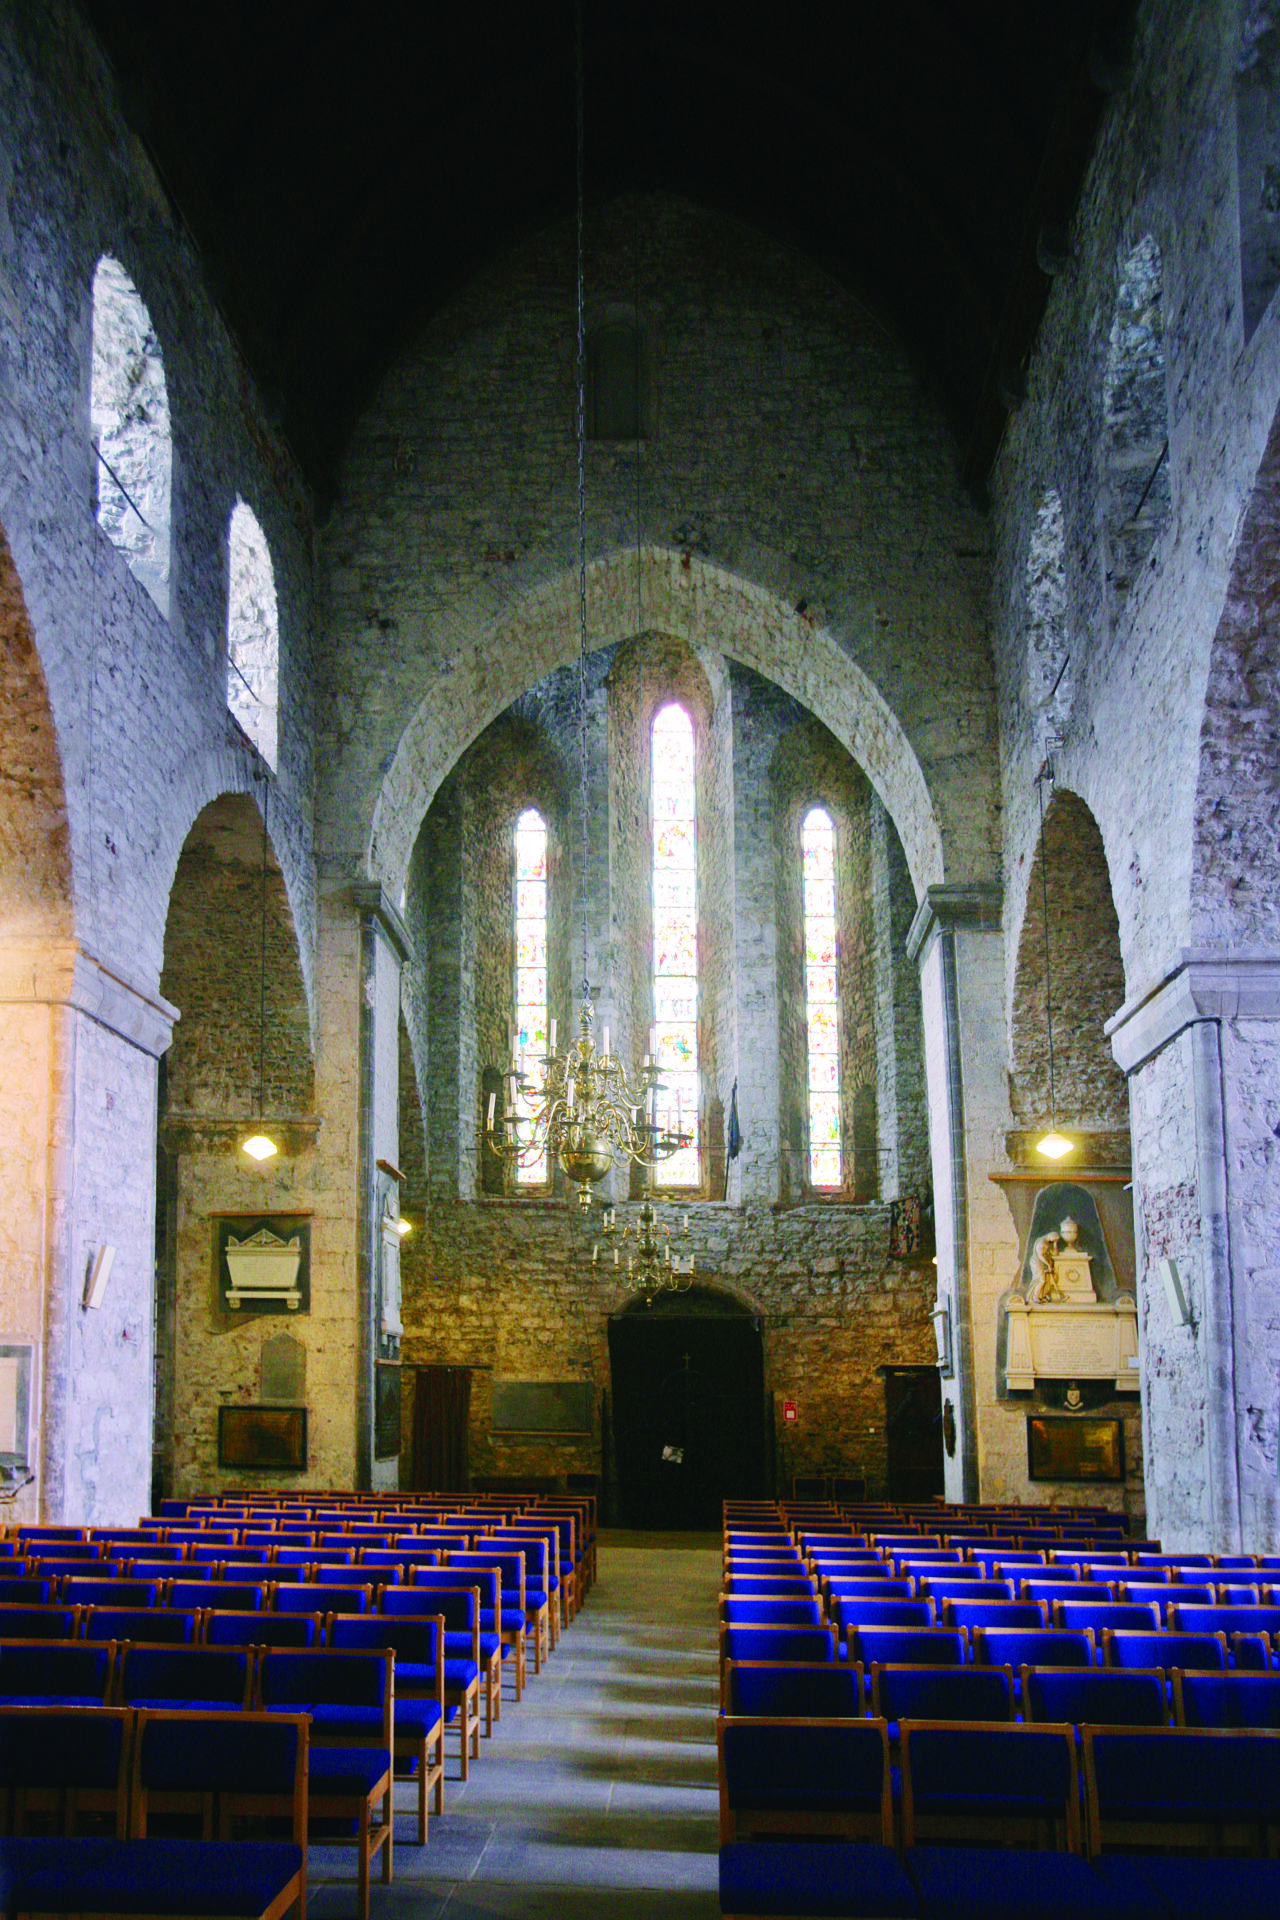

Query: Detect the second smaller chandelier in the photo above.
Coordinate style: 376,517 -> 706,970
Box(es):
594,1194 -> 695,1304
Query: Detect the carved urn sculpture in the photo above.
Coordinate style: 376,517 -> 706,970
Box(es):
1005,1207 -> 1138,1392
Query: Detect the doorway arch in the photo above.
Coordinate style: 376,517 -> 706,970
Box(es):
607,1285 -> 766,1528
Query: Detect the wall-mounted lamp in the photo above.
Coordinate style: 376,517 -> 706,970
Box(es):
396,1218 -> 412,1238
83,1244 -> 116,1310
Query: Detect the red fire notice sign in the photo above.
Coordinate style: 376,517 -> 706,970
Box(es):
783,1400 -> 798,1425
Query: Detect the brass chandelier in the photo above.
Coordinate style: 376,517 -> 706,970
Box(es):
594,1195 -> 695,1303
483,5 -> 689,1211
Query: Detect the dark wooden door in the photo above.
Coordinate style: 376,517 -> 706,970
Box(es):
608,1307 -> 766,1528
883,1365 -> 944,1502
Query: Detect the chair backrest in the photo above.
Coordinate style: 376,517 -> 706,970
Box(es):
1022,1579 -> 1116,1606
448,1550 -> 525,1607
971,1627 -> 1093,1671
943,1599 -> 1046,1634
719,1624 -> 836,1684
717,1715 -> 892,1844
720,1596 -> 823,1627
167,1580 -> 263,1612
203,1609 -> 320,1648
849,1627 -> 965,1669
258,1647 -> 392,1732
1174,1670 -> 1280,1727
1171,1603 -> 1280,1638
1023,1665 -> 1166,1727
921,1579 -> 1013,1603
390,1584 -> 479,1645
1102,1629 -> 1227,1672
1054,1600 -> 1159,1634
900,1721 -> 1078,1850
409,1566 -> 498,1608
873,1664 -> 1013,1725
273,1581 -> 370,1614
721,1576 -> 817,1598
0,1639 -> 114,1702
0,1579 -> 52,1606
725,1660 -> 861,1717
1082,1725 -> 1280,1856
0,1604 -> 79,1640
121,1645 -> 252,1708
0,1703 -> 130,1835
82,1607 -> 194,1645
62,1578 -> 159,1610
834,1597 -> 934,1630
132,1708 -> 308,1841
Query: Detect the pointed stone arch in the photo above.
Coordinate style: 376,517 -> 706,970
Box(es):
368,548 -> 945,909
1009,786 -> 1128,1157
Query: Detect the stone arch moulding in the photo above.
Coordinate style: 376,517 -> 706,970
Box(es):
0,514 -> 75,944
1190,387 -> 1280,951
368,548 -> 946,908
608,1275 -> 766,1323
152,750 -> 318,1043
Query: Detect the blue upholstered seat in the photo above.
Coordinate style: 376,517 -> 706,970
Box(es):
1173,1602 -> 1280,1638
1093,1851 -> 1280,1918
0,1604 -> 78,1640
904,1845 -> 1157,1920
1056,1599 -> 1160,1637
0,1580 -> 51,1606
14,1837 -> 305,1916
835,1598 -> 934,1632
721,1625 -> 836,1670
274,1581 -> 369,1613
719,1840 -> 917,1916
921,1579 -> 1012,1603
943,1599 -> 1044,1635
64,1578 -> 160,1609
720,1717 -> 890,1818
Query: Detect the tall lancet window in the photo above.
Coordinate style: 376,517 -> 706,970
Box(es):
514,808 -> 549,1187
803,807 -> 842,1189
652,704 -> 700,1187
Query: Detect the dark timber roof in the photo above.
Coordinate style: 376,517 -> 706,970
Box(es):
79,0 -> 1135,502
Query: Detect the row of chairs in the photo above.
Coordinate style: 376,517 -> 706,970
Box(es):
716,1715 -> 1280,1917
723,1655 -> 1280,1729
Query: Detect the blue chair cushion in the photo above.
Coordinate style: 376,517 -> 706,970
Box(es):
1093,1853 -> 1280,1920
719,1841 -> 917,1916
18,1839 -> 305,1916
308,1747 -> 392,1797
393,1698 -> 443,1739
306,1703 -> 386,1740
443,1658 -> 480,1691
906,1846 -> 1157,1920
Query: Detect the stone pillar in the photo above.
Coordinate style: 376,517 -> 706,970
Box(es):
1109,954 -> 1280,1553
353,885 -> 410,1491
728,671 -> 780,1204
0,939 -> 175,1526
908,886 -> 1007,1504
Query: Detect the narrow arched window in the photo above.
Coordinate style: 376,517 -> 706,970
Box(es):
90,255 -> 172,615
802,807 -> 842,1190
652,704 -> 699,1187
514,808 -> 549,1187
587,322 -> 647,439
227,501 -> 279,769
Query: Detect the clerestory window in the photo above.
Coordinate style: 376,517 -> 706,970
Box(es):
652,704 -> 699,1187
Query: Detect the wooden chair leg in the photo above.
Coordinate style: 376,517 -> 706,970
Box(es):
381,1782 -> 393,1883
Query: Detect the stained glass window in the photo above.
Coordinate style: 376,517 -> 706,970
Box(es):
803,807 -> 842,1189
514,808 -> 549,1186
652,705 -> 699,1186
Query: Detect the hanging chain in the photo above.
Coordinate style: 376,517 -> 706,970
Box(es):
575,0 -> 590,1005
1037,759 -> 1057,1128
259,777 -> 269,1120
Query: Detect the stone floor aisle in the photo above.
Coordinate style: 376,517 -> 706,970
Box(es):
310,1532 -> 723,1920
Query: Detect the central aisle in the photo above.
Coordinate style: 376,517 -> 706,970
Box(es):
311,1533 -> 724,1920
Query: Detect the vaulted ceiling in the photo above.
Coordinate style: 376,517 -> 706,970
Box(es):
80,0 -> 1134,502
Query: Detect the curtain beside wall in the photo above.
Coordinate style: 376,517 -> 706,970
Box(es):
412,1365 -> 472,1491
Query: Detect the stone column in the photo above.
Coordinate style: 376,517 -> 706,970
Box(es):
1108,954 -> 1280,1553
0,939 -> 175,1526
353,885 -> 410,1490
908,886 -> 1007,1504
